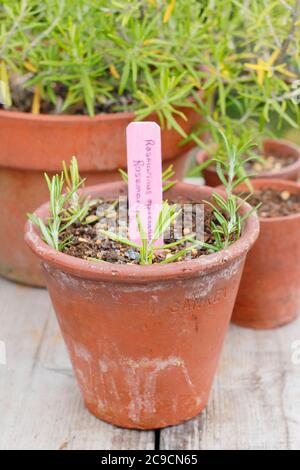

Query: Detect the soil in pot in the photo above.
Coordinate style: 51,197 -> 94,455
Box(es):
243,188 -> 300,218
25,181 -> 259,429
232,179 -> 300,329
62,198 -> 223,263
244,153 -> 298,175
1,85 -> 136,115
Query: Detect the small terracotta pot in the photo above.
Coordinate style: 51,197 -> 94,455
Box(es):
197,138 -> 300,187
232,179 -> 300,329
25,181 -> 259,429
0,104 -> 201,286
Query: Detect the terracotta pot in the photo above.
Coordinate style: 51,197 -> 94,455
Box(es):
0,104 -> 201,286
196,138 -> 300,187
25,181 -> 259,429
232,179 -> 300,329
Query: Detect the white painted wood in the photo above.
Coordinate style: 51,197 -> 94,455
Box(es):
160,316 -> 300,450
0,278 -> 154,450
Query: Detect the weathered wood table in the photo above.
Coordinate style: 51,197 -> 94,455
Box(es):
0,277 -> 299,450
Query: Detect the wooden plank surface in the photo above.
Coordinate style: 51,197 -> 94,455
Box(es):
160,315 -> 300,450
1,277 -> 300,450
0,278 -> 154,450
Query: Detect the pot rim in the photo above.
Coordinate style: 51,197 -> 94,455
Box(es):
0,108 -> 137,123
234,178 -> 300,224
24,181 -> 259,283
196,138 -> 300,177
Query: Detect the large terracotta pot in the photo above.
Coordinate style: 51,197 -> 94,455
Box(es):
0,104 -> 201,286
232,179 -> 300,329
25,181 -> 259,429
197,138 -> 300,187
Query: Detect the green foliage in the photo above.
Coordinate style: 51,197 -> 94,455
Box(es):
27,156 -> 203,262
204,133 -> 260,250
28,156 -> 91,250
1,0 -> 298,142
185,0 -> 300,161
101,134 -> 256,262
205,192 -> 242,250
161,164 -> 177,192
0,0 -> 204,129
27,146 -> 257,263
62,156 -> 95,222
201,0 -> 300,130
213,131 -> 256,194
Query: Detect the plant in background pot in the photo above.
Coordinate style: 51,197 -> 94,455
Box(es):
195,132 -> 300,187
188,0 -> 300,183
25,149 -> 259,429
0,0 -> 206,285
232,179 -> 300,329
214,133 -> 300,328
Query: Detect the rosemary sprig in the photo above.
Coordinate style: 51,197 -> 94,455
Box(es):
204,132 -> 260,250
28,157 -> 91,251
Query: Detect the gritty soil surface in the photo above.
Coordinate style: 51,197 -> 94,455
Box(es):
245,153 -> 298,174
243,188 -> 300,218
62,198 -> 220,264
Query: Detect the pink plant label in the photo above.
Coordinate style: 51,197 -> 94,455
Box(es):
126,121 -> 163,246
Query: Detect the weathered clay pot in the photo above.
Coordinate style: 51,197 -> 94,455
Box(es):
232,179 -> 300,329
0,105 -> 201,286
197,138 -> 300,187
25,181 -> 259,429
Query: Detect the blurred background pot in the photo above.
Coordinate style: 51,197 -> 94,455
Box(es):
232,179 -> 300,329
0,104 -> 201,286
196,139 -> 300,187
25,181 -> 259,429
